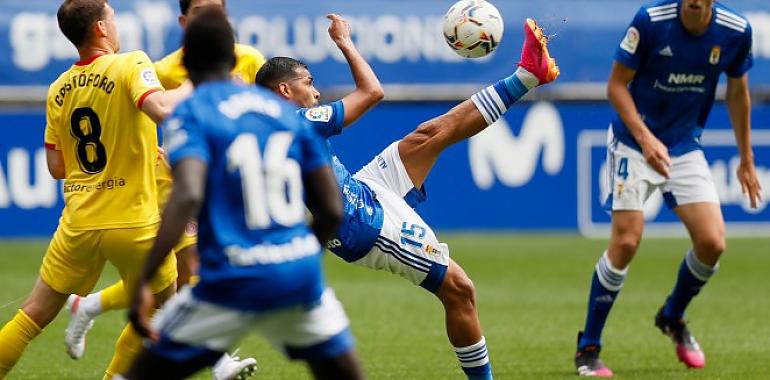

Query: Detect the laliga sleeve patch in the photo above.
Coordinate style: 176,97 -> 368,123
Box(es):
620,26 -> 640,54
305,105 -> 333,123
141,68 -> 161,87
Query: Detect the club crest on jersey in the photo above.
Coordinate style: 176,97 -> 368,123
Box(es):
620,26 -> 640,54
305,105 -> 333,123
709,46 -> 721,65
140,68 -> 161,87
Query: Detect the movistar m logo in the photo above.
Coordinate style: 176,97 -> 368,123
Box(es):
668,73 -> 705,85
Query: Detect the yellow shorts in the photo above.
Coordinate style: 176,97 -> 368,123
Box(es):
158,154 -> 198,254
41,222 -> 177,296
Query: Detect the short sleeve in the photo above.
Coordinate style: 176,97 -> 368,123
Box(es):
163,104 -> 210,165
297,121 -> 332,173
125,51 -> 165,109
297,100 -> 345,138
154,49 -> 186,90
44,90 -> 59,150
614,8 -> 650,71
726,25 -> 753,78
234,44 -> 267,85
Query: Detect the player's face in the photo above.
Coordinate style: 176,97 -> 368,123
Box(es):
681,0 -> 714,19
283,67 -> 321,108
180,0 -> 226,29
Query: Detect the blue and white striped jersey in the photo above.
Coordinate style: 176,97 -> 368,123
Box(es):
612,0 -> 753,156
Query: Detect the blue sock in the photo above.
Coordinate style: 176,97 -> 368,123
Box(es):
663,249 -> 717,320
579,252 -> 627,350
470,68 -> 535,125
454,336 -> 493,380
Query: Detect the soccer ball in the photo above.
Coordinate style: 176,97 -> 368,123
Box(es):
442,0 -> 504,58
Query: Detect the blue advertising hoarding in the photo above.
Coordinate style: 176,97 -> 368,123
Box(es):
0,0 -> 769,87
1,102 -> 767,237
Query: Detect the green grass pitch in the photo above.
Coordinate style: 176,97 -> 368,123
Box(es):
1,234 -> 769,379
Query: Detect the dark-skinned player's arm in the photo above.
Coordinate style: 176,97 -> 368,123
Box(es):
129,158 -> 206,341
304,164 -> 344,244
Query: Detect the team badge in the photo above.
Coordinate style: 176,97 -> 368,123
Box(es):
620,26 -> 640,54
140,68 -> 161,87
709,46 -> 721,65
305,106 -> 333,122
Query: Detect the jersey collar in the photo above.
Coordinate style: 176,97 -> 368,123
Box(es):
74,53 -> 106,66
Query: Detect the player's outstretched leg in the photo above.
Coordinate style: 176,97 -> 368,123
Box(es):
433,259 -> 492,380
398,18 -> 559,189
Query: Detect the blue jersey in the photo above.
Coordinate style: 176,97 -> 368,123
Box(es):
613,0 -> 753,156
163,81 -> 331,311
297,101 -> 385,262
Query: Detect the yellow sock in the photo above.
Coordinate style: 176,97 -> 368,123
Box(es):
189,275 -> 200,286
103,323 -> 144,380
100,281 -> 129,312
0,310 -> 42,379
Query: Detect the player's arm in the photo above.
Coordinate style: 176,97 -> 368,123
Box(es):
140,81 -> 194,123
129,157 -> 207,340
607,62 -> 671,177
726,74 -> 762,207
304,165 -> 343,243
328,14 -> 384,127
45,148 -> 65,179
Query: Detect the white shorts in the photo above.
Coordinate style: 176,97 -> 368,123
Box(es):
353,141 -> 450,293
604,133 -> 719,211
151,287 -> 352,362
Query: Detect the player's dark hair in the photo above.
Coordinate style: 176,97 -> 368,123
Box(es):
57,0 -> 107,47
255,57 -> 309,90
179,0 -> 226,15
182,6 -> 236,84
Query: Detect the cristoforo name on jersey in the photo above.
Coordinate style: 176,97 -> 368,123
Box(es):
54,72 -> 116,106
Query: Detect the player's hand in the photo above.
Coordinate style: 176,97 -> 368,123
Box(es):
640,135 -> 671,178
128,283 -> 159,342
327,14 -> 352,47
737,159 -> 763,208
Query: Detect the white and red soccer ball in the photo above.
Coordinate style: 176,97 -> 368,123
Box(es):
443,0 -> 504,58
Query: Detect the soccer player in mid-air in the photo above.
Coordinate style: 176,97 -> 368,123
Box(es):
572,0 -> 762,377
256,14 -> 559,380
64,0 -> 265,377
122,7 -> 363,380
0,0 -> 191,378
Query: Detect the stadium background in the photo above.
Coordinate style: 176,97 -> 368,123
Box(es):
1,0 -> 768,237
0,1 -> 769,379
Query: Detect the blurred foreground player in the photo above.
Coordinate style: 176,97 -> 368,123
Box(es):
257,15 -> 558,380
0,0 -> 192,378
573,0 -> 762,377
66,0 -> 265,376
122,7 -> 363,380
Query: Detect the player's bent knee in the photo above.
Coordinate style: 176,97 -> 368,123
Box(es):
696,236 -> 726,257
438,267 -> 477,307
